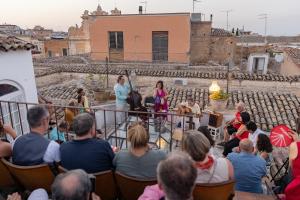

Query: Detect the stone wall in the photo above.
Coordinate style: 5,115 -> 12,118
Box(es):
210,36 -> 236,65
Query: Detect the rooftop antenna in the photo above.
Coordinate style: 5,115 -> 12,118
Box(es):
193,0 -> 202,13
221,9 -> 233,31
140,1 -> 147,13
258,13 -> 268,44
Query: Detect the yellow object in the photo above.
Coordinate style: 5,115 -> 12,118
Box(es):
209,81 -> 220,94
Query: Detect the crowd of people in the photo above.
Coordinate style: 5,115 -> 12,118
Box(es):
0,75 -> 299,200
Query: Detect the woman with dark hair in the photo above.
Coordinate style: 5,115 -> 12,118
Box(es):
198,126 -> 216,156
256,134 -> 273,161
223,112 -> 251,157
153,80 -> 168,116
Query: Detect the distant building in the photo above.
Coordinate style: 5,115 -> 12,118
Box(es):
0,34 -> 37,135
26,25 -> 53,40
44,38 -> 69,57
0,24 -> 25,35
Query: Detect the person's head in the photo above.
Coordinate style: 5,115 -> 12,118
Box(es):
187,96 -> 195,106
117,75 -> 125,85
68,99 -> 76,107
182,130 -> 211,162
246,121 -> 257,133
239,139 -> 254,153
240,112 -> 251,124
58,121 -> 68,133
157,152 -> 197,200
256,134 -> 273,153
156,80 -> 164,90
52,169 -> 92,200
127,122 -> 149,149
235,102 -> 245,112
27,105 -> 49,133
198,126 -> 215,147
72,113 -> 95,137
77,88 -> 85,96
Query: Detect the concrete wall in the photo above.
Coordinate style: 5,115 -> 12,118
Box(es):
280,52 -> 300,75
0,50 -> 38,103
89,14 -> 191,63
210,36 -> 236,65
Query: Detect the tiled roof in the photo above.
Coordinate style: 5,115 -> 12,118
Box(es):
0,35 -> 35,52
211,28 -> 233,37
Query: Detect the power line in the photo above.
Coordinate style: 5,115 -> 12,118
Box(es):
193,0 -> 202,13
258,13 -> 268,44
221,10 -> 233,31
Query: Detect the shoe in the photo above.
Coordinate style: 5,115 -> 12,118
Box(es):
217,141 -> 226,146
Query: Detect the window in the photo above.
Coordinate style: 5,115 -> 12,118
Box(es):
48,51 -> 52,57
109,32 -> 123,49
62,48 -> 68,56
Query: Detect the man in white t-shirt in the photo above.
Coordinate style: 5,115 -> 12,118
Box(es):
246,121 -> 265,148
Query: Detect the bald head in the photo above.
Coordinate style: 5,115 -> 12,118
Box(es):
239,139 -> 254,153
236,102 -> 245,112
52,169 -> 91,200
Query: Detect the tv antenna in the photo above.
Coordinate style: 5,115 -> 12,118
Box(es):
258,13 -> 268,44
140,1 -> 147,13
193,0 -> 202,13
221,9 -> 233,31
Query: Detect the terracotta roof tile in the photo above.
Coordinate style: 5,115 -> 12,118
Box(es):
211,28 -> 233,37
0,35 -> 35,52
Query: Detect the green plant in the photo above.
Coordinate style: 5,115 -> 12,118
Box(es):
209,90 -> 229,100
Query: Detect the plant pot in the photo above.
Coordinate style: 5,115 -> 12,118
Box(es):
210,99 -> 228,111
94,89 -> 111,102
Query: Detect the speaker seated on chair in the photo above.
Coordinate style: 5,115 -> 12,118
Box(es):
208,112 -> 223,128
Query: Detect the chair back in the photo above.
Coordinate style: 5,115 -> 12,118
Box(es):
115,171 -> 157,200
0,158 -> 15,188
1,158 -> 55,192
58,166 -> 118,200
193,180 -> 235,200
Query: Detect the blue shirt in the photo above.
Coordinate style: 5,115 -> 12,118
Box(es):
60,138 -> 115,173
49,127 -> 66,142
114,83 -> 130,107
228,152 -> 266,193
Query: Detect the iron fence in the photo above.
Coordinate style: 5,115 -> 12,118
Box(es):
0,100 -> 205,152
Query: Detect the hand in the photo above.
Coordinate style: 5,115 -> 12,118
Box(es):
91,193 -> 101,200
7,192 -> 21,200
3,124 -> 17,139
288,130 -> 298,142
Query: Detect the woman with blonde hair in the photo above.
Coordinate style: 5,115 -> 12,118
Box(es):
182,130 -> 234,183
113,122 -> 166,179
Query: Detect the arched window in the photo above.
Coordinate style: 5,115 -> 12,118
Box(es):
0,84 -> 19,97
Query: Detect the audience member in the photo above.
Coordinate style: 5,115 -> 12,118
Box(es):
223,112 -> 251,157
113,122 -> 166,179
49,121 -> 68,143
139,152 -> 197,200
246,121 -> 265,147
283,130 -> 300,200
77,88 -> 90,113
12,105 -> 60,166
228,139 -> 266,193
60,113 -> 114,173
182,130 -> 234,183
52,169 -> 100,200
219,102 -> 245,145
0,120 -> 17,158
197,126 -> 215,155
256,134 -> 273,161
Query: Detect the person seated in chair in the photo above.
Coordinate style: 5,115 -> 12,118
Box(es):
0,119 -> 17,158
228,139 -> 266,194
113,122 -> 166,179
12,105 -> 60,166
138,152 -> 197,200
180,96 -> 201,130
60,113 -> 114,173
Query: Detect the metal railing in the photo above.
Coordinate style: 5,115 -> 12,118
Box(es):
0,100 -> 202,152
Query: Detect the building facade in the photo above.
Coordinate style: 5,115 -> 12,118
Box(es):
44,39 -> 69,57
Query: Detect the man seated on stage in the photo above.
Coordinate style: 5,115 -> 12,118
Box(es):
60,113 -> 115,173
218,102 -> 245,146
12,105 -> 60,166
177,96 -> 201,130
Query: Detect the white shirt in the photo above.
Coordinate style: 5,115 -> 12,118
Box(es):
248,128 -> 265,147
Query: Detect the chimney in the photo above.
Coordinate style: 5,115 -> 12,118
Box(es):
210,14 -> 213,22
139,6 -> 143,14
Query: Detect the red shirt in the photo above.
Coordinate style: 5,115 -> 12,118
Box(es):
233,112 -> 242,129
236,131 -> 249,140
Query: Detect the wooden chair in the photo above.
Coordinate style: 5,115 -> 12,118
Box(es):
0,158 -> 15,188
193,180 -> 235,200
115,171 -> 157,200
58,166 -> 118,200
1,158 -> 55,192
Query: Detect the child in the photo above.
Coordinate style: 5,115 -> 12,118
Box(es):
49,121 -> 68,143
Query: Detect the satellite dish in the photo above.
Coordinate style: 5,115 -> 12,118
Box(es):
275,54 -> 284,63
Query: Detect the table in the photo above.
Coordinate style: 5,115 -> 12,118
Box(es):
233,191 -> 275,200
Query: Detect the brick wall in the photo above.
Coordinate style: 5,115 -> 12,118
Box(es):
44,39 -> 69,57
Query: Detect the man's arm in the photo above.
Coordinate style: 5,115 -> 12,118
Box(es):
43,141 -> 61,164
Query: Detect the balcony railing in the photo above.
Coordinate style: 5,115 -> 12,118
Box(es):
0,100 -> 205,152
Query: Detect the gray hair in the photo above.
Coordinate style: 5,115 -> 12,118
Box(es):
239,139 -> 254,153
27,105 -> 49,128
73,113 -> 94,136
51,169 -> 91,200
157,152 -> 197,200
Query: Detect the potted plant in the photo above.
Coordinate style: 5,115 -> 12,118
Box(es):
209,90 -> 229,111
